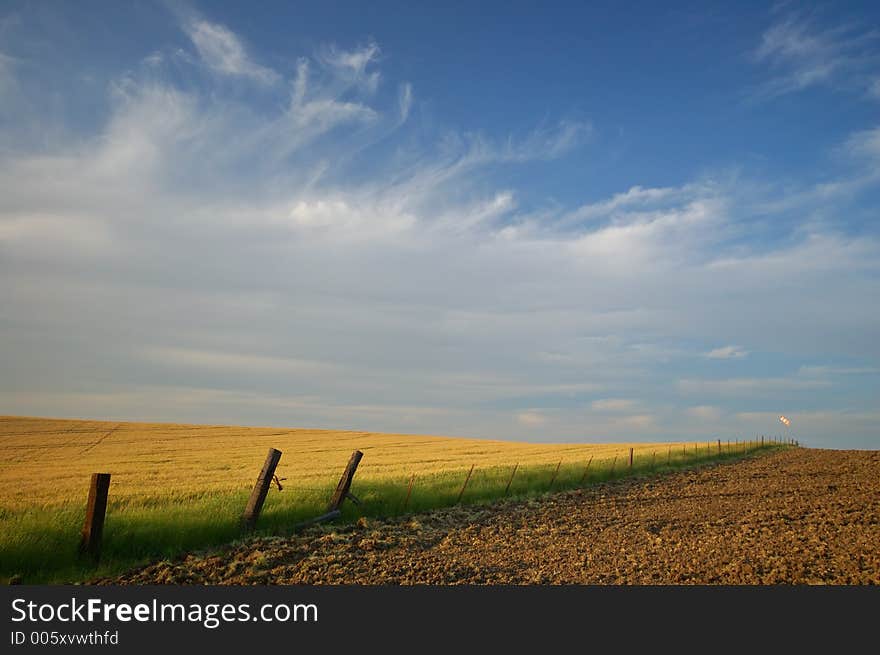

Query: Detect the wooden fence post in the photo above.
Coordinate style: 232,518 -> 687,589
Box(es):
549,460 -> 562,489
717,439 -> 721,455
667,446 -> 671,466
651,451 -> 656,470
456,464 -> 475,504
403,473 -> 416,511
610,455 -> 617,477
242,448 -> 282,531
629,447 -> 634,470
79,473 -> 111,562
328,450 -> 364,512
504,463 -> 519,496
580,457 -> 593,484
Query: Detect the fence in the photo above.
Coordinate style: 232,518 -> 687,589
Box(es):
75,435 -> 798,565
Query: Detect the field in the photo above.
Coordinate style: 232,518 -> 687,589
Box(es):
1,415 -> 778,583
105,448 -> 880,585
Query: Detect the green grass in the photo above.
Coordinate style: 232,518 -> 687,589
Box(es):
1,442 -> 789,584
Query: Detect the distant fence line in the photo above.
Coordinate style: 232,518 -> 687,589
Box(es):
76,435 -> 798,565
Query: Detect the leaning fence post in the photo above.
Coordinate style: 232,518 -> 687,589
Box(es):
242,448 -> 282,531
79,473 -> 111,563
580,456 -> 593,484
549,460 -> 562,489
456,464 -> 475,504
504,463 -> 519,496
328,450 -> 364,512
403,473 -> 416,511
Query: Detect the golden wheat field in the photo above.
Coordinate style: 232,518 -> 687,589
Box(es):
0,415 -> 689,509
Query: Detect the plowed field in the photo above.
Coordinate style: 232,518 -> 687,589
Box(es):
103,448 -> 880,585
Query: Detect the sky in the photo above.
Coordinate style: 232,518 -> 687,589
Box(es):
1,1 -> 879,449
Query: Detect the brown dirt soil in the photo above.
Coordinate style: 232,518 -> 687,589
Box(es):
100,448 -> 880,585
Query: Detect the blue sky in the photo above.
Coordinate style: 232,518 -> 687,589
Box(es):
1,1 -> 879,448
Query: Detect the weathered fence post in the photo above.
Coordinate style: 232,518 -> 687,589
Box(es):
610,455 -> 617,477
504,463 -> 519,496
328,450 -> 364,512
549,460 -> 562,489
667,446 -> 671,466
651,451 -> 656,470
456,464 -> 475,504
242,448 -> 282,531
79,473 -> 111,562
580,457 -> 593,484
629,447 -> 634,470
761,435 -> 764,447
717,439 -> 721,455
403,473 -> 415,511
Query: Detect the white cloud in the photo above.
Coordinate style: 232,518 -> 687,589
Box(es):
844,127 -> 880,160
319,41 -> 381,93
559,184 -> 685,227
566,197 -> 725,270
1,13 -> 879,447
705,345 -> 749,360
322,41 -> 380,75
184,19 -> 279,84
398,82 -> 413,122
516,411 -> 547,427
751,14 -> 880,100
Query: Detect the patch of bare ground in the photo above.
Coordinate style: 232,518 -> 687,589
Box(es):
101,449 -> 880,585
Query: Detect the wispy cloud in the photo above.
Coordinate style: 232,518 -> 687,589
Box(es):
1,9 -> 879,445
183,19 -> 280,84
318,41 -> 381,93
516,411 -> 547,426
844,126 -> 880,159
705,345 -> 749,360
751,13 -> 880,100
398,82 -> 413,122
